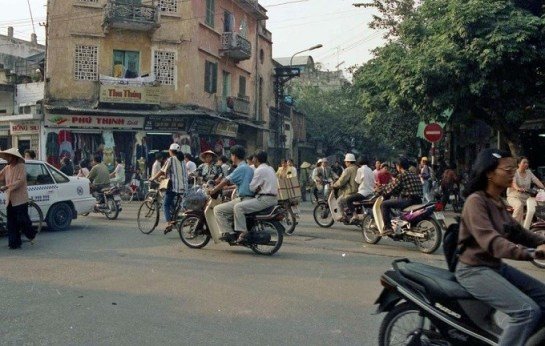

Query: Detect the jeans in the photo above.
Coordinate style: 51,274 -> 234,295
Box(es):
456,263 -> 545,346
422,179 -> 432,202
381,196 -> 421,230
163,190 -> 178,222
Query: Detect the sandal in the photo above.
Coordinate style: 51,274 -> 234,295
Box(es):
163,221 -> 175,234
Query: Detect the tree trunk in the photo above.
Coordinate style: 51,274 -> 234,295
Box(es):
505,136 -> 523,157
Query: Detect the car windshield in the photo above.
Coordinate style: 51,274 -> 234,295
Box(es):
45,163 -> 70,183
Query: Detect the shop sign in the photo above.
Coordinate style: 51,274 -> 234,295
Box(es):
10,121 -> 40,135
45,115 -> 144,130
214,122 -> 238,138
189,118 -> 216,134
99,85 -> 161,105
144,116 -> 187,131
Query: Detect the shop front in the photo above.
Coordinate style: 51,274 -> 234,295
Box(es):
43,114 -> 145,171
10,120 -> 41,156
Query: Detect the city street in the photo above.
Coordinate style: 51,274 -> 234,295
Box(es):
1,202 -> 543,345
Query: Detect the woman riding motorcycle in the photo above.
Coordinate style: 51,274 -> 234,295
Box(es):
506,156 -> 545,229
456,149 -> 545,346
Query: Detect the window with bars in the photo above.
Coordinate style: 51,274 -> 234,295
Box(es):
153,50 -> 176,85
204,61 -> 217,94
159,0 -> 177,14
74,45 -> 98,81
206,0 -> 215,27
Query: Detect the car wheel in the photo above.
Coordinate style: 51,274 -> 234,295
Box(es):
46,202 -> 73,231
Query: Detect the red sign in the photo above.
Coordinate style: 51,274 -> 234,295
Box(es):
424,123 -> 443,143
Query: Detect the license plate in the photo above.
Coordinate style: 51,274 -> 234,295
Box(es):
114,195 -> 121,201
434,212 -> 445,220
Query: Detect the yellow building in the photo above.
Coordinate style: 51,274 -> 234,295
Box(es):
44,0 -> 274,170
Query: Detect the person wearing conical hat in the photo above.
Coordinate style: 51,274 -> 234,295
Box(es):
0,148 -> 35,249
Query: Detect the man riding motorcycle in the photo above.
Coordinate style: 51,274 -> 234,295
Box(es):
210,145 -> 256,243
331,153 -> 358,222
345,157 -> 375,223
379,157 -> 423,236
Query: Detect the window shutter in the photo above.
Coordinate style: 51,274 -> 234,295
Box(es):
212,63 -> 218,93
204,61 -> 209,93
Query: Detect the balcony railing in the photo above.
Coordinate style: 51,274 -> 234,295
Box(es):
237,0 -> 268,20
226,96 -> 251,116
220,32 -> 251,62
103,1 -> 160,33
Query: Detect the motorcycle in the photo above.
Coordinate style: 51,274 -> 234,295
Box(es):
361,195 -> 444,254
177,187 -> 286,255
313,181 -> 375,229
279,198 -> 300,235
87,185 -> 121,220
375,257 -> 545,345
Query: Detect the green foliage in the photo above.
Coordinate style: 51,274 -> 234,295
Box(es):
353,0 -> 545,154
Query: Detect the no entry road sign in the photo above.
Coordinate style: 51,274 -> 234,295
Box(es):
424,123 -> 443,143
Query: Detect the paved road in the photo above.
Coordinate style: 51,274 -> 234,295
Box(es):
1,201 -> 543,345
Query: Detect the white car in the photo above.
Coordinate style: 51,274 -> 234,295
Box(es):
0,159 -> 95,231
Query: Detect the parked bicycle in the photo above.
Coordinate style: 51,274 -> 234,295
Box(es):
0,199 -> 44,237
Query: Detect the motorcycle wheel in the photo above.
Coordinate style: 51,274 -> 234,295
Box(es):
361,215 -> 381,244
104,197 -> 120,220
532,229 -> 545,268
414,218 -> 442,254
313,202 -> 334,228
178,215 -> 210,249
281,204 -> 297,235
250,220 -> 283,256
379,302 -> 443,346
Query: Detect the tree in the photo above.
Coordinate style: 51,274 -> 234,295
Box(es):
353,0 -> 545,155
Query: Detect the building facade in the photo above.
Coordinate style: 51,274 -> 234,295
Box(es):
45,0 -> 274,171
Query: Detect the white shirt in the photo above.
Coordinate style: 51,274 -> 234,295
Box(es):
356,165 -> 375,197
114,163 -> 125,180
185,160 -> 197,174
250,163 -> 278,195
151,160 -> 162,177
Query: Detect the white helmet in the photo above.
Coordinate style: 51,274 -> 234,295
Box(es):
169,143 -> 180,151
344,153 -> 356,162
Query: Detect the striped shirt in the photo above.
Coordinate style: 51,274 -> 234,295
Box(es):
161,156 -> 188,193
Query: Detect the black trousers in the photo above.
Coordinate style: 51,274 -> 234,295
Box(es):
381,196 -> 422,229
7,202 -> 35,248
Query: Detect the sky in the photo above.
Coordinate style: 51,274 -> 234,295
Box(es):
0,0 -> 385,75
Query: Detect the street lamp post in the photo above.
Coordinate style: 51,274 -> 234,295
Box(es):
274,44 -> 323,164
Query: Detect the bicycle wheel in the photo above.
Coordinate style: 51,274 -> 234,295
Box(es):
28,201 -> 44,234
137,199 -> 160,234
178,215 -> 210,248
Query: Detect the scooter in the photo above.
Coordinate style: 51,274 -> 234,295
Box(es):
312,182 -> 375,229
375,257 -> 545,345
86,185 -> 121,220
177,189 -> 286,255
361,195 -> 444,254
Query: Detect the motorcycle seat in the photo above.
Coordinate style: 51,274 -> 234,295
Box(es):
403,202 -> 434,212
353,197 -> 375,207
247,205 -> 282,220
398,262 -> 473,300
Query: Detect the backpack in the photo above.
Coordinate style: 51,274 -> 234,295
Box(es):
443,221 -> 462,272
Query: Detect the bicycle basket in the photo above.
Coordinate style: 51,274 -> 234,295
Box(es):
183,188 -> 207,211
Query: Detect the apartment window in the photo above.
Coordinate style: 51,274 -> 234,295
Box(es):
153,50 -> 175,85
74,45 -> 98,81
204,61 -> 218,94
238,76 -> 246,97
113,50 -> 140,78
159,0 -> 177,13
206,0 -> 215,27
19,106 -> 31,114
223,11 -> 234,32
